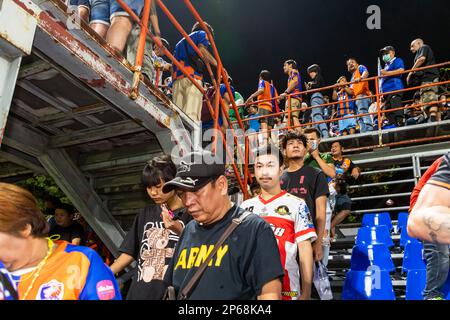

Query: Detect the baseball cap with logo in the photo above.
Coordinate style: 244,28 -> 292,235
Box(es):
162,150 -> 226,193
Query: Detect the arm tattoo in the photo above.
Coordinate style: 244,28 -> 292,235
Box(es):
423,214 -> 450,243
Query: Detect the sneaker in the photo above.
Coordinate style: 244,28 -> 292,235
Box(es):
426,296 -> 445,300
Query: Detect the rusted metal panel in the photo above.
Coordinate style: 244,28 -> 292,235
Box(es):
0,0 -> 38,55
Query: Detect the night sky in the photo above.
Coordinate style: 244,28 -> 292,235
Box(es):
159,0 -> 450,99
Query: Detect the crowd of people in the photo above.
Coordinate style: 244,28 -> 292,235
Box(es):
0,0 -> 448,301
67,1 -> 449,142
2,143 -> 448,301
0,130 -> 365,300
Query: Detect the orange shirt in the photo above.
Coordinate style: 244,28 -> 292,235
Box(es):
12,241 -> 120,300
257,80 -> 278,112
350,64 -> 370,97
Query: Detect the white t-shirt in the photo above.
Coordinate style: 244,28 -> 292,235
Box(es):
241,191 -> 317,300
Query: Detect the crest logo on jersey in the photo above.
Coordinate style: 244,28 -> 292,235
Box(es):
37,280 -> 64,300
96,280 -> 116,300
275,205 -> 290,216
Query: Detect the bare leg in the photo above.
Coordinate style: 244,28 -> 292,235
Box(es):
330,210 -> 351,232
90,23 -> 109,39
106,16 -> 133,52
78,6 -> 89,23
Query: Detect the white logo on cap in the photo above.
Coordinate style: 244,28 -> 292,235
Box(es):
178,161 -> 191,173
179,177 -> 199,186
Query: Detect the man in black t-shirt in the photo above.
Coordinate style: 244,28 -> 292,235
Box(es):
49,204 -> 86,246
109,155 -> 191,300
407,39 -> 440,121
280,131 -> 329,262
409,152 -> 450,245
163,150 -> 284,300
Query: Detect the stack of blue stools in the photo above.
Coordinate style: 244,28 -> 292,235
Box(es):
397,212 -> 420,248
342,213 -> 396,300
397,212 -> 429,300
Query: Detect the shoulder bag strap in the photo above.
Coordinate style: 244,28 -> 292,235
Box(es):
178,209 -> 252,300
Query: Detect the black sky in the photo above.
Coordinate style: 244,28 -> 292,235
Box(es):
159,0 -> 450,98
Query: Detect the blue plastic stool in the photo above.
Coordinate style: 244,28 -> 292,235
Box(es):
402,241 -> 426,273
356,225 -> 394,248
342,269 -> 396,300
362,212 -> 393,231
400,225 -> 420,248
397,212 -> 409,231
406,269 -> 426,300
350,244 -> 395,272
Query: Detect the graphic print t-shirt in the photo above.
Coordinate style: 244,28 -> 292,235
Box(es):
164,205 -> 284,300
280,166 -> 329,225
241,191 -> 317,300
119,205 -> 191,300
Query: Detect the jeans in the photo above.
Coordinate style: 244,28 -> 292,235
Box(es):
422,241 -> 449,299
90,0 -> 110,25
355,94 -> 373,132
310,92 -> 329,138
110,0 -> 144,19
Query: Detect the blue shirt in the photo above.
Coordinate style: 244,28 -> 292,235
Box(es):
0,261 -> 17,300
173,31 -> 210,80
247,114 -> 261,132
381,57 -> 405,93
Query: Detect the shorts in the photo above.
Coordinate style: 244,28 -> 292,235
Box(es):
69,0 -> 90,7
334,194 -> 351,214
420,78 -> 439,110
90,0 -> 110,25
110,0 -> 144,20
338,114 -> 356,133
285,98 -> 301,119
258,108 -> 274,127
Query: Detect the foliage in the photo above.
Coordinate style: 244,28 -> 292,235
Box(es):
17,175 -> 71,211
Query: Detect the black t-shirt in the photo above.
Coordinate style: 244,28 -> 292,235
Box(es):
120,205 -> 191,300
280,166 -> 329,225
49,222 -> 86,245
164,205 -> 284,300
428,153 -> 450,191
415,45 -> 439,82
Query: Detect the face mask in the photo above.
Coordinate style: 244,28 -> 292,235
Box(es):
383,54 -> 391,63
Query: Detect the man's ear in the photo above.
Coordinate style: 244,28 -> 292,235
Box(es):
19,224 -> 33,238
219,175 -> 228,196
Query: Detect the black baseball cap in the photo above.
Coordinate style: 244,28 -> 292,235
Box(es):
162,150 -> 226,193
380,46 -> 395,54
